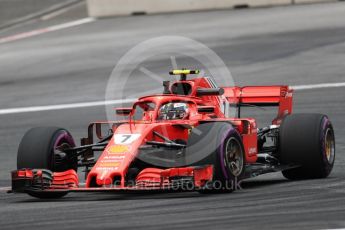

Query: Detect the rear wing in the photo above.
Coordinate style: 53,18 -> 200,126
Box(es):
222,86 -> 293,124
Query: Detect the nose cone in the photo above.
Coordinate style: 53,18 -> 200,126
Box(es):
86,123 -> 153,188
96,171 -> 114,186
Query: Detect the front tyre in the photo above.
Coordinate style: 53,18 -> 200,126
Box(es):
279,114 -> 335,180
17,127 -> 76,198
186,122 -> 245,193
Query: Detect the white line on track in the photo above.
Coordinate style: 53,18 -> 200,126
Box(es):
40,1 -> 85,21
291,82 -> 345,91
0,99 -> 136,115
0,17 -> 95,44
0,186 -> 10,191
0,82 -> 344,116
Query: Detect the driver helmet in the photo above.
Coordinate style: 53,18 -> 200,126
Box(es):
158,102 -> 189,120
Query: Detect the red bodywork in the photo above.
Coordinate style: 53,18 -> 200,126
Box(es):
12,75 -> 293,193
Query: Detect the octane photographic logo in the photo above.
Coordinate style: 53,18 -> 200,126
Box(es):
105,36 -> 239,182
120,177 -> 243,191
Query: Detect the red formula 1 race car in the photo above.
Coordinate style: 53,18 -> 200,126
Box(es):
11,69 -> 336,198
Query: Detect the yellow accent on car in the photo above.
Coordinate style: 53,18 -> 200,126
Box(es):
169,69 -> 200,75
108,145 -> 129,154
99,162 -> 120,167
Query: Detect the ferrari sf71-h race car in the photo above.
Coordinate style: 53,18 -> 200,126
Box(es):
11,69 -> 336,198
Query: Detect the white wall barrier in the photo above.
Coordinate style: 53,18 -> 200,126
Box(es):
87,0 -> 337,18
293,0 -> 335,3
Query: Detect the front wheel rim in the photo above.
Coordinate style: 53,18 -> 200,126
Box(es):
324,128 -> 335,164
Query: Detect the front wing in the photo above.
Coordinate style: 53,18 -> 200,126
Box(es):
10,165 -> 213,194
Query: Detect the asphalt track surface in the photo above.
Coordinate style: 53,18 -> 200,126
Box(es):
1,2 -> 345,229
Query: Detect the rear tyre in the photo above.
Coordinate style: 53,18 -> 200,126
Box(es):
17,127 -> 76,198
186,122 -> 245,193
279,114 -> 335,180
